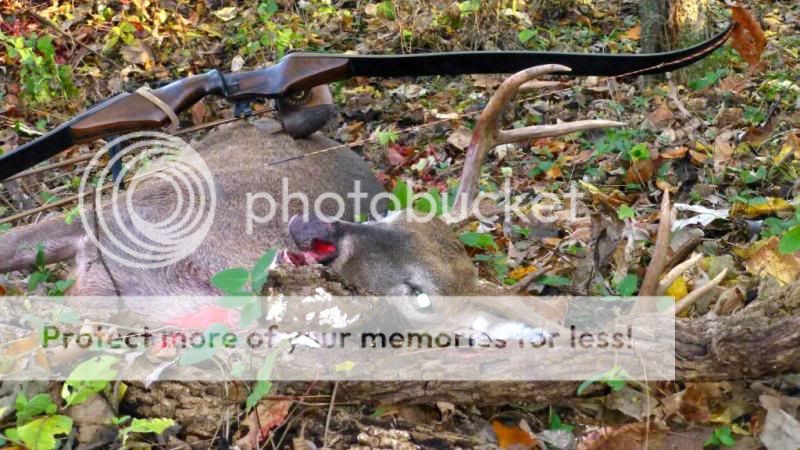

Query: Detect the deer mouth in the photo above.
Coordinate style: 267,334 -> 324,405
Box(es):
283,215 -> 340,266
279,238 -> 338,266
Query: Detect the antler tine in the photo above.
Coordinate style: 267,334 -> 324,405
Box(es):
448,64 -> 625,222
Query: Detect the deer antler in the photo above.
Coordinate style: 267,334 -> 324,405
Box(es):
448,64 -> 625,221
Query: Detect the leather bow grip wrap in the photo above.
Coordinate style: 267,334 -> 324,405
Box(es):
71,70 -> 229,142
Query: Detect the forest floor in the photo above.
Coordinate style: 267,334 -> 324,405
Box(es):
1,0 -> 799,448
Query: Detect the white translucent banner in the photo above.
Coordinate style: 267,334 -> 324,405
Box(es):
0,295 -> 675,381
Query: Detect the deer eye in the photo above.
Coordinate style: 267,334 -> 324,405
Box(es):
413,290 -> 431,310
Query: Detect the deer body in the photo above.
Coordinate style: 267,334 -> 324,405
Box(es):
0,119 -> 479,297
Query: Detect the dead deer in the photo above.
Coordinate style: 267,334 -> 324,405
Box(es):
0,65 -> 622,322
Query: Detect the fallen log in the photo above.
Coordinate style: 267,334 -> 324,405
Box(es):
320,279 -> 800,404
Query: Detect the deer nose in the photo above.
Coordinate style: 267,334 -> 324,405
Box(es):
288,214 -> 337,250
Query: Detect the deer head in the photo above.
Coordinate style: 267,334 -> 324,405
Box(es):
283,64 -> 625,295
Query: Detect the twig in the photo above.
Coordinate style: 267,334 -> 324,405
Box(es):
675,268 -> 728,316
3,153 -> 97,183
0,191 -> 78,225
0,191 -> 18,213
640,191 -> 672,296
323,381 -> 338,447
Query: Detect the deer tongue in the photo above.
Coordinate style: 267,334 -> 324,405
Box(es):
278,238 -> 338,266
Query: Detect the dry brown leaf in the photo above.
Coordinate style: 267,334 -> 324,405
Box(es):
744,108 -> 779,145
386,144 -> 414,166
120,42 -> 155,68
689,149 -> 708,166
447,127 -> 473,151
471,74 -> 503,89
713,131 -> 736,173
718,75 -> 751,94
191,101 -> 206,126
576,14 -> 592,28
679,384 -> 712,423
624,24 -> 641,40
730,6 -> 767,69
645,105 -> 673,128
236,400 -> 292,450
660,146 -> 688,159
715,107 -> 743,128
739,237 -> 800,285
491,414 -> 539,450
545,164 -> 562,180
625,159 -> 657,184
578,422 -> 667,450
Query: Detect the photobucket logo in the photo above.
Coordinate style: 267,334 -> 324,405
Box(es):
78,132 -> 216,269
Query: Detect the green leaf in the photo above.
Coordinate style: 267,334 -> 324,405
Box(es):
119,418 -> 175,444
377,0 -> 396,20
390,180 -> 412,210
617,274 -> 638,296
63,206 -> 80,225
577,366 -> 630,395
36,35 -> 55,57
35,243 -> 46,269
607,379 -> 626,391
251,249 -> 277,293
780,225 -> 800,254
376,127 -> 399,146
62,356 -> 118,406
247,346 -> 282,410
210,268 -> 250,294
39,192 -> 58,205
240,301 -> 262,327
5,415 -> 72,450
617,204 -> 635,220
548,409 -> 574,433
48,279 -> 75,296
716,426 -> 736,447
626,143 -> 650,161
257,0 -> 278,18
413,188 -> 446,216
28,270 -> 50,291
536,275 -> 571,287
15,393 -> 57,424
518,28 -> 536,44
459,232 -> 497,250
247,380 -> 273,410
688,68 -> 728,91
0,223 -> 11,233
